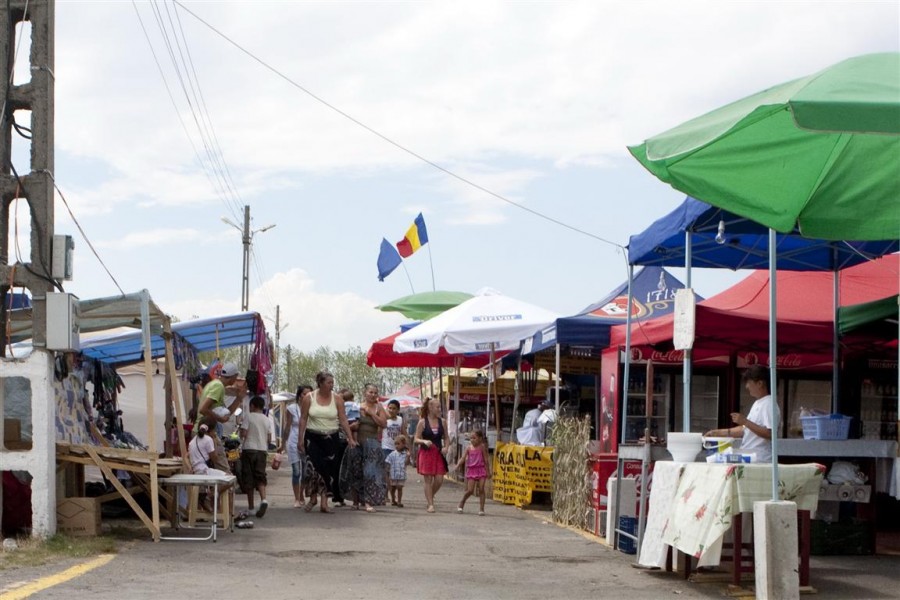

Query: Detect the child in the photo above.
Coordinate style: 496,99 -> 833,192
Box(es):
456,430 -> 491,516
384,434 -> 410,507
240,396 -> 272,518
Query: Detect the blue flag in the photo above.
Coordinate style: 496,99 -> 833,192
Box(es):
377,237 -> 402,281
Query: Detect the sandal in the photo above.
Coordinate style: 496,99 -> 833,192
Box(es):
236,520 -> 254,529
235,511 -> 250,521
397,503 -> 404,508
426,506 -> 435,513
365,506 -> 376,513
320,506 -> 334,514
303,500 -> 315,513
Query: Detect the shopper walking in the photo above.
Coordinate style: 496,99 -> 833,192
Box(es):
348,383 -> 388,512
414,397 -> 450,513
385,434 -> 410,507
240,396 -> 272,517
282,384 -> 312,508
455,429 -> 491,516
299,371 -> 357,513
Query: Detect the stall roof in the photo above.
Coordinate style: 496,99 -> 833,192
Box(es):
523,266 -> 691,354
610,254 -> 899,353
838,294 -> 899,338
10,290 -> 169,341
80,311 -> 264,367
627,197 -> 898,270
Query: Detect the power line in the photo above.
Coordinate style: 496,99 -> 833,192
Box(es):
44,170 -> 126,296
173,1 -> 624,250
132,0 -> 244,224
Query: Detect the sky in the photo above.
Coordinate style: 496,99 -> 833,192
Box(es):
13,1 -> 898,352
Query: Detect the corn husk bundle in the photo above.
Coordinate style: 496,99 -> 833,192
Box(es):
551,416 -> 590,529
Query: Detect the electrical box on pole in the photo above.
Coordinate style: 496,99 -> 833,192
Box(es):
46,292 -> 80,351
51,234 -> 74,281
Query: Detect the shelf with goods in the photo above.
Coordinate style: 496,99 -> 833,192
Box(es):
623,366 -> 670,442
859,378 -> 898,441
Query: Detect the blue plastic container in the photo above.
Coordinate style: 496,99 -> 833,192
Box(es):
618,516 -> 637,554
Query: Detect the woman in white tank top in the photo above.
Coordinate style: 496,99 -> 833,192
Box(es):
299,370 -> 356,513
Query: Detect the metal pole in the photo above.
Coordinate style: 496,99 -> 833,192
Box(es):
832,249 -> 840,413
769,229 -> 780,501
683,232 -> 692,432
621,265 -> 635,447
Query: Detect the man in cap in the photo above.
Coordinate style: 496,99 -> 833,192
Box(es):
197,362 -> 247,470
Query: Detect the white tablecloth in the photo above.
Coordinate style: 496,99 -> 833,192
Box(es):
638,462 -> 824,568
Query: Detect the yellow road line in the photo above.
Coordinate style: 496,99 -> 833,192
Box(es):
0,554 -> 115,600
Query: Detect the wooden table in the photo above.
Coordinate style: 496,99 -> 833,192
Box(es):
56,442 -> 184,541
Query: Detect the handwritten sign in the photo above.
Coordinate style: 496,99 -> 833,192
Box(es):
673,288 -> 696,351
492,442 -> 554,506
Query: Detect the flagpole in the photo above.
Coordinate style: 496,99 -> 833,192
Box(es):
401,261 -> 416,295
427,243 -> 436,292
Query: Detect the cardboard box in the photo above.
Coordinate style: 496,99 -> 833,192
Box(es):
3,418 -> 21,442
57,497 -> 101,537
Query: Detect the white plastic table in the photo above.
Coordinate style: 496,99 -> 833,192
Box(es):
160,473 -> 236,542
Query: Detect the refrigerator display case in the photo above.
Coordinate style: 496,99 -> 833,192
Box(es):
623,365 -> 670,442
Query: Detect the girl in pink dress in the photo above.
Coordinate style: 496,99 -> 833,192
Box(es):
455,430 -> 492,516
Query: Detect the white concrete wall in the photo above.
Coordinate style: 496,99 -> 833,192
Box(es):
0,351 -> 57,537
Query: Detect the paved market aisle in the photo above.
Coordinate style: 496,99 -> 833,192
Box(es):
8,467 -> 900,600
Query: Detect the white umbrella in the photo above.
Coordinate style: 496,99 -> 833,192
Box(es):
382,395 -> 422,410
393,288 -> 558,355
394,288 -> 558,437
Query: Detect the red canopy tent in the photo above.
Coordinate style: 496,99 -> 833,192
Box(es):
610,254 -> 898,357
366,331 -> 498,368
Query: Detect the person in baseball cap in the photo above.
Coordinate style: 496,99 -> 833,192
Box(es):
197,361 -> 247,430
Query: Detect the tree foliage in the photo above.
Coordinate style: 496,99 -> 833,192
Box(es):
202,344 -> 418,397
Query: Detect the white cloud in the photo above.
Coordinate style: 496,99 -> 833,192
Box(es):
163,268 -> 404,353
94,228 -> 210,250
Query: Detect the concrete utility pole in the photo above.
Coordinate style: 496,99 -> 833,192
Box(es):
0,0 -> 59,539
222,204 -> 275,313
0,0 -> 56,348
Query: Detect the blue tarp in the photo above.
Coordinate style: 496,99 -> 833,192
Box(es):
627,197 -> 898,270
523,266 -> 693,354
80,312 -> 263,366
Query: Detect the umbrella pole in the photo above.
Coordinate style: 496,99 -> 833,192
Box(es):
832,259 -> 840,413
511,346 -> 521,443
454,357 -> 461,473
683,231 -> 692,432
769,230 -> 780,500
492,344 -> 501,443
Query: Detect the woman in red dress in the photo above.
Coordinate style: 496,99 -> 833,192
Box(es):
414,397 -> 450,513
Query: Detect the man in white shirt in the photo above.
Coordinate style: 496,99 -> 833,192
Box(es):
706,365 -> 778,462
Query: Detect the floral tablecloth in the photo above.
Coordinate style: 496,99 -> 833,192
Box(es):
638,462 -> 824,568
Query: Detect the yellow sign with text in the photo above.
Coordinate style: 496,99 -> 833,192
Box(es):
492,442 -> 553,507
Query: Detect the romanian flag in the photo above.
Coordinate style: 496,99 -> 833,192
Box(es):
396,213 -> 429,258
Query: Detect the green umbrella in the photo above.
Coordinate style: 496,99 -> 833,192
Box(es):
629,53 -> 900,241
376,290 -> 473,321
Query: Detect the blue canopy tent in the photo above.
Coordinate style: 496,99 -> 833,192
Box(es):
522,266 -> 691,356
80,311 -> 265,366
628,197 -> 897,271
623,196 -> 897,435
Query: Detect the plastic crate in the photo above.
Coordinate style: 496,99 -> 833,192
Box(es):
618,516 -> 637,554
800,414 -> 851,440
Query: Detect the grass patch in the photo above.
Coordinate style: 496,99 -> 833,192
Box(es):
0,532 -> 126,571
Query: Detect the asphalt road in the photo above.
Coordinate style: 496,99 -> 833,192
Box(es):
3,467 -> 899,600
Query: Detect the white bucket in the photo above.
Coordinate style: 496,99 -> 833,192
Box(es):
666,432 -> 702,462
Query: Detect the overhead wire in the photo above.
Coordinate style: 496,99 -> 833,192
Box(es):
152,0 -> 243,220
172,0 -> 624,250
147,0 -> 243,222
133,0 -> 243,223
43,171 -> 126,296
